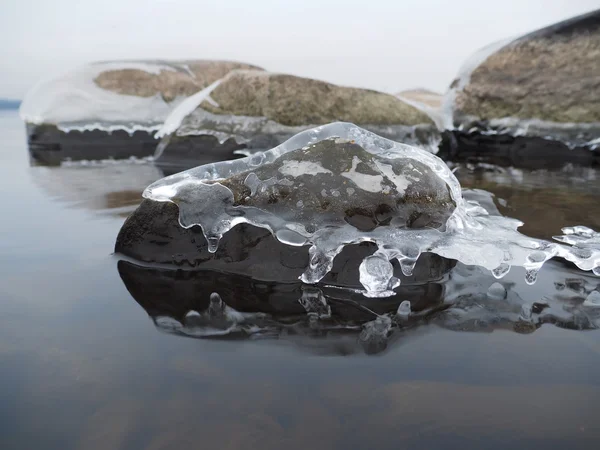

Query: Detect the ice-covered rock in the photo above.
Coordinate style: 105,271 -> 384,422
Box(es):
443,9 -> 600,150
21,60 -> 262,132
153,71 -> 441,171
116,123 -> 600,297
486,282 -> 507,300
20,60 -> 262,163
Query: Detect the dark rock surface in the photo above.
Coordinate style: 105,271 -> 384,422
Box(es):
118,260 -> 446,323
154,134 -> 246,176
115,199 -> 456,286
438,130 -> 600,169
26,124 -> 158,165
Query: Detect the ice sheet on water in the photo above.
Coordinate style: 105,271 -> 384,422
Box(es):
143,123 -> 599,297
19,61 -> 188,133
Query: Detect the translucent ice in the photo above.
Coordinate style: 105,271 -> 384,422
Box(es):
359,255 -> 400,297
19,61 -> 191,133
396,300 -> 412,319
486,282 -> 507,300
299,287 -> 332,319
359,316 -> 392,353
156,292 -> 267,337
143,123 -> 600,297
583,291 -> 600,308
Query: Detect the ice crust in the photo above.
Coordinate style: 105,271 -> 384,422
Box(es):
19,61 -> 189,133
143,123 -> 600,297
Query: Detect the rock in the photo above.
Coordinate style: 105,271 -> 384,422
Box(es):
217,138 -> 455,231
204,72 -> 431,127
446,9 -> 600,150
20,60 -> 262,164
438,130 -> 600,169
25,124 -> 158,166
94,60 -> 261,102
115,199 -> 455,287
154,71 -> 441,172
116,123 -> 458,294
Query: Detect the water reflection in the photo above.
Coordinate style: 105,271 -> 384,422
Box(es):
454,163 -> 600,240
118,257 -> 600,355
29,160 -> 162,217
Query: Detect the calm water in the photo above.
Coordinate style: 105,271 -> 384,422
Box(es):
1,110 -> 600,449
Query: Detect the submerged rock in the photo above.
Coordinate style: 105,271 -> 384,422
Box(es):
154,71 -> 441,172
20,60 -> 262,163
445,8 -> 600,150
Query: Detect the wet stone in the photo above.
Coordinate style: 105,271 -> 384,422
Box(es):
217,138 -> 455,232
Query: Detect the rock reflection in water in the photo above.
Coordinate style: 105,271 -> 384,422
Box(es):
117,257 -> 600,355
29,160 -> 162,217
454,164 -> 600,240
117,260 -> 446,355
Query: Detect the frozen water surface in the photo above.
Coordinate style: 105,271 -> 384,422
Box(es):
143,123 -> 599,297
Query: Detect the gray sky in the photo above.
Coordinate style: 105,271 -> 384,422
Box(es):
1,0 -> 597,99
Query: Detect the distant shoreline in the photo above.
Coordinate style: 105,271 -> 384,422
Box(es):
0,99 -> 21,110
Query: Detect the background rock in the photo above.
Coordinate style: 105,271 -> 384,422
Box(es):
447,9 -> 600,148
156,71 -> 441,172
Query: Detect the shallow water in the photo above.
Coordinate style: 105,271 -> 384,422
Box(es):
1,110 -> 600,449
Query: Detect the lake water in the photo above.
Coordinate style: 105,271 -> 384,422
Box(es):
1,110 -> 600,449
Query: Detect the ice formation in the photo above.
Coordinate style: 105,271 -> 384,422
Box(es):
143,123 -> 600,297
156,293 -> 266,337
20,61 -> 191,134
